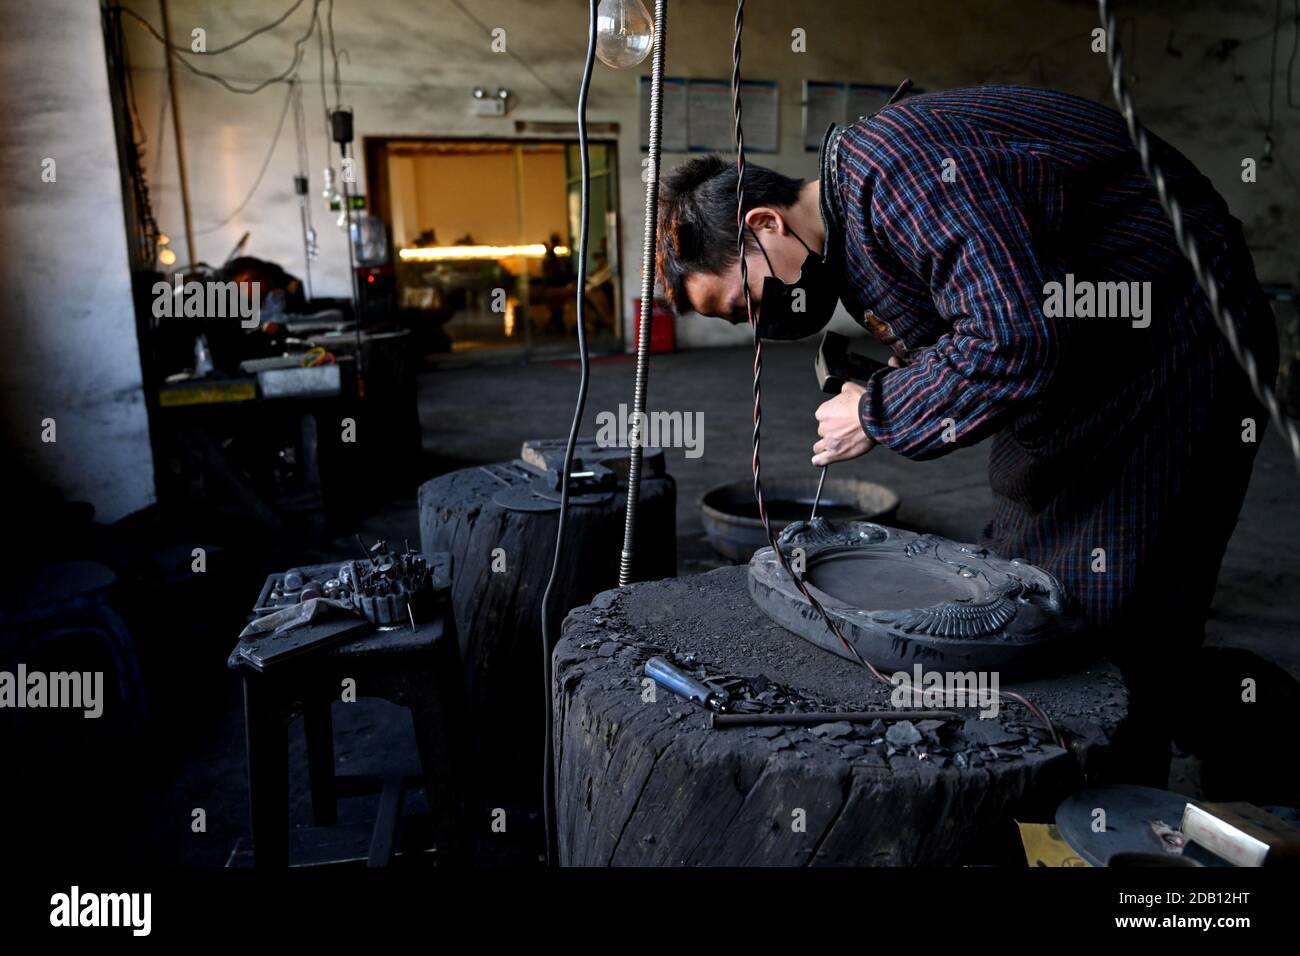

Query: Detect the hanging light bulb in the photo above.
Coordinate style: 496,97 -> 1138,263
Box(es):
595,0 -> 654,70
321,166 -> 341,212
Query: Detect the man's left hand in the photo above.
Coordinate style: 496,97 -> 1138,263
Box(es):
812,381 -> 876,466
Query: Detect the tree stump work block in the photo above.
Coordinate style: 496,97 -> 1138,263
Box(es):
553,567 -> 1128,866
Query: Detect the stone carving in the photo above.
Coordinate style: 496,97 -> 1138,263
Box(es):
747,519 -> 1091,680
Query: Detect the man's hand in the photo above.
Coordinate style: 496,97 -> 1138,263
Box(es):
812,381 -> 875,466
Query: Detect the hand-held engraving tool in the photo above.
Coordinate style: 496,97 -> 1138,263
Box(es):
810,331 -> 889,519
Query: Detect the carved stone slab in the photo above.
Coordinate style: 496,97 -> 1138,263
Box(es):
748,519 -> 1091,680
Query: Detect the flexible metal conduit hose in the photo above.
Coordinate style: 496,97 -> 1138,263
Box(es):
619,0 -> 669,587
1098,0 -> 1300,475
730,0 -> 1062,746
540,0 -> 597,869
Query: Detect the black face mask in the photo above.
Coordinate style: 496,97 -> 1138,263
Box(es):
750,225 -> 841,341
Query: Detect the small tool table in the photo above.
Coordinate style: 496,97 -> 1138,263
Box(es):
229,563 -> 468,867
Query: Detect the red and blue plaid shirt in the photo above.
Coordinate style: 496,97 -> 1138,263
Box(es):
825,86 -> 1277,629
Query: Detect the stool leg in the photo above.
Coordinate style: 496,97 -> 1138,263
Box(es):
408,674 -> 468,865
243,675 -> 289,867
303,695 -> 338,826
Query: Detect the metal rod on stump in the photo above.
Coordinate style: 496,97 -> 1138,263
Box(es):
619,0 -> 668,588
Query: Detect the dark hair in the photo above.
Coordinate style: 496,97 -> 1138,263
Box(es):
656,156 -> 804,313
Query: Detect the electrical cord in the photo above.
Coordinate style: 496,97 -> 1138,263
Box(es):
175,79 -> 297,241
1289,0 -> 1300,108
539,0 -> 598,870
126,0 -> 311,55
731,0 -> 1062,746
1099,0 -> 1300,474
447,0 -> 572,109
120,1 -> 326,95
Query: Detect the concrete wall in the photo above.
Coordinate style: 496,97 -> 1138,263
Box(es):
121,0 -> 1297,352
0,2 -> 155,522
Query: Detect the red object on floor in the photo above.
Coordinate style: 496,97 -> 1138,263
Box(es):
633,297 -> 676,353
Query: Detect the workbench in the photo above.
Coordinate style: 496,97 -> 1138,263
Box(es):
553,566 -> 1129,866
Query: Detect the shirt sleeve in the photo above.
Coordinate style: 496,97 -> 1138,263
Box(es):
856,132 -> 1061,460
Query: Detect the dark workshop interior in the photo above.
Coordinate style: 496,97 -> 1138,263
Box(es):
2,0 -> 1300,926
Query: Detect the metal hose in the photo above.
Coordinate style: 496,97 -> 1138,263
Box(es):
618,0 -> 668,587
1099,0 -> 1300,475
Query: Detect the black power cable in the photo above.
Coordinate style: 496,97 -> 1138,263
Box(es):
539,0 -> 598,870
120,0 -> 326,95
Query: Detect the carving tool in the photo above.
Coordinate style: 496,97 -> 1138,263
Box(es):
809,465 -> 827,521
645,656 -> 730,712
809,332 -> 888,520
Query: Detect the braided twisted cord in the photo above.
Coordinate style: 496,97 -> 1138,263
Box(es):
731,0 -> 1059,744
1099,0 -> 1300,473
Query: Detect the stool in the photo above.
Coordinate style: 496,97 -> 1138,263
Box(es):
229,584 -> 468,867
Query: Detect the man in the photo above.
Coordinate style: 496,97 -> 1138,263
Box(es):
656,85 -> 1279,782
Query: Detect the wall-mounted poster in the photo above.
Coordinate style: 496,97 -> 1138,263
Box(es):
641,78 -> 780,154
803,81 -> 847,152
639,76 -> 688,152
686,79 -> 779,154
803,81 -> 922,150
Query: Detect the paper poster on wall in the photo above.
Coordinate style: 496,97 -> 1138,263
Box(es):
803,81 -> 847,152
804,81 -> 923,150
640,76 -> 688,152
847,83 -> 904,123
686,79 -> 779,153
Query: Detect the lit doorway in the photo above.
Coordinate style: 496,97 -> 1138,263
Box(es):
366,138 -> 621,360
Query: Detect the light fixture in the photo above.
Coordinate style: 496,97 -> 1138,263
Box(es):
398,243 -> 571,261
321,166 -> 341,213
595,0 -> 654,70
158,248 -> 177,266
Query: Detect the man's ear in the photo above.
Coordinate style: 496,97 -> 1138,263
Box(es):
743,205 -> 785,236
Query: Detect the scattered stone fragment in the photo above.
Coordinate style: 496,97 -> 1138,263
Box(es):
886,720 -> 923,748
768,736 -> 792,751
597,642 -> 620,658
961,717 -> 1024,747
752,726 -> 783,739
811,721 -> 853,739
841,744 -> 865,758
915,719 -> 947,734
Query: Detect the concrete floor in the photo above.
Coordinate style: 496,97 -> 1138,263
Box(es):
416,336 -> 1300,687
153,336 -> 1300,864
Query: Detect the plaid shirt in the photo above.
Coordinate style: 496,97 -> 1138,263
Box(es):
824,86 -> 1277,629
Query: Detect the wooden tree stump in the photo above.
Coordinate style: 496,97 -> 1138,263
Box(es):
553,566 -> 1128,866
418,452 -> 675,812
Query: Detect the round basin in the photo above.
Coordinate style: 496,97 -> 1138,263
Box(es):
699,474 -> 899,562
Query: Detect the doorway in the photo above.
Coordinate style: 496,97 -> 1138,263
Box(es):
366,138 -> 622,360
